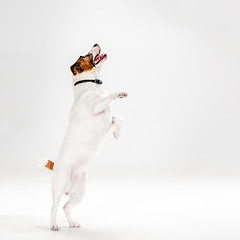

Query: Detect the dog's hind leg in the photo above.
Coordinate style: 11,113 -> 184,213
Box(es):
50,171 -> 68,231
63,170 -> 87,228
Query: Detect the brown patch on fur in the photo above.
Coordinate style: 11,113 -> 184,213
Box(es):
70,54 -> 94,75
45,160 -> 54,171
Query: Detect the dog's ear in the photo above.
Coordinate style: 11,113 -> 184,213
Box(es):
70,61 -> 83,75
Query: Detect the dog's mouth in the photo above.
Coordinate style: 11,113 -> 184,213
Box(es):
93,48 -> 107,65
94,53 -> 106,65
88,44 -> 107,66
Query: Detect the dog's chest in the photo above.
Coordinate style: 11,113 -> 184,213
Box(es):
68,89 -> 112,136
70,90 -> 108,118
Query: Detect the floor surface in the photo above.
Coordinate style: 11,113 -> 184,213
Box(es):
1,170 -> 240,240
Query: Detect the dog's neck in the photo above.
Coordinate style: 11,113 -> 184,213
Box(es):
72,68 -> 101,83
72,71 -> 103,99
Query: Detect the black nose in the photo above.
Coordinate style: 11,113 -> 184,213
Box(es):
93,43 -> 100,48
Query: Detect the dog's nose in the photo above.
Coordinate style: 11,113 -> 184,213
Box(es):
93,43 -> 100,48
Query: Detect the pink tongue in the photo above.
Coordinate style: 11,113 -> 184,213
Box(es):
95,55 -> 100,60
95,53 -> 105,63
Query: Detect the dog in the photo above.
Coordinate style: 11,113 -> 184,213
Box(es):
42,44 -> 127,231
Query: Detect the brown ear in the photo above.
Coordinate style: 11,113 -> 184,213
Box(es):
70,61 -> 83,75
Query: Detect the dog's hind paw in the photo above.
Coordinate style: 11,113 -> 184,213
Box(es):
69,221 -> 81,228
51,225 -> 60,231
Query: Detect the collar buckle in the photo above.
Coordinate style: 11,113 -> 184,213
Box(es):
95,79 -> 102,84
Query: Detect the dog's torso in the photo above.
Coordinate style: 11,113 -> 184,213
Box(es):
55,83 -> 112,172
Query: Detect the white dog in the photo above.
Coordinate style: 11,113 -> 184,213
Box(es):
43,44 -> 127,231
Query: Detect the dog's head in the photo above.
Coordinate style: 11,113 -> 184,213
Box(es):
70,44 -> 107,76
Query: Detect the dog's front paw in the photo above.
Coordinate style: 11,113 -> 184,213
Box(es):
69,221 -> 81,228
113,131 -> 120,140
112,117 -> 123,140
117,92 -> 128,98
51,225 -> 60,231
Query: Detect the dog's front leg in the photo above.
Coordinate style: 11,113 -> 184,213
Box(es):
93,92 -> 127,114
112,116 -> 123,139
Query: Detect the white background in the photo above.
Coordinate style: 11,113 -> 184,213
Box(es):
0,0 -> 240,239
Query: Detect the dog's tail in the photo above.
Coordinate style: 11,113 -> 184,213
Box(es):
39,157 -> 54,171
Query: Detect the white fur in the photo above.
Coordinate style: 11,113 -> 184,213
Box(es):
38,157 -> 50,171
49,45 -> 127,231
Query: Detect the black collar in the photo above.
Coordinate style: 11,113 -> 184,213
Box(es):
74,79 -> 102,86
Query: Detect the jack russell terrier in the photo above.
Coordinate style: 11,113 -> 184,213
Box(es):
42,44 -> 127,231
